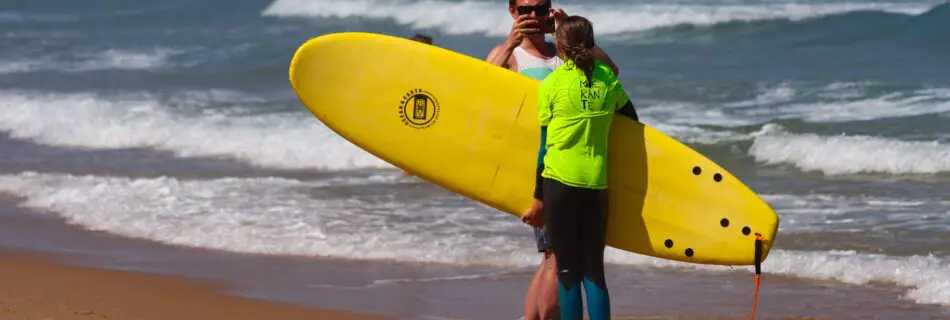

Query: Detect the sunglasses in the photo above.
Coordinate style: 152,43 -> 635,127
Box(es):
515,2 -> 551,16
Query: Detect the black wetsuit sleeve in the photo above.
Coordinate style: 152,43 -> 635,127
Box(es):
618,100 -> 639,121
534,161 -> 544,200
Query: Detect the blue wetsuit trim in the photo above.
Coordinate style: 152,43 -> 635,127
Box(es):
537,126 -> 548,167
583,276 -> 611,319
533,126 -> 548,200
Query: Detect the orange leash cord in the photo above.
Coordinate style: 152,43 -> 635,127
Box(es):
750,233 -> 764,320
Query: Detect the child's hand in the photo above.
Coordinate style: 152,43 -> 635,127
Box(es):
549,8 -> 568,28
521,199 -> 545,228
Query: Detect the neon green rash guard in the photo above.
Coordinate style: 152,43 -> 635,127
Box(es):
537,59 -> 630,190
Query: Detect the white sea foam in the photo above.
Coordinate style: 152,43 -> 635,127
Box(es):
644,85 -> 950,127
775,87 -> 950,123
647,121 -> 751,145
723,83 -> 798,108
0,49 -> 178,74
749,124 -> 950,175
261,0 -> 932,37
1,171 -> 948,305
3,87 -> 947,176
608,249 -> 950,306
0,91 -> 390,171
0,11 -> 78,23
759,193 -> 950,233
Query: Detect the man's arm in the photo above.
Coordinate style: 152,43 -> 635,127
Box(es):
592,45 -> 619,76
486,44 -> 515,69
487,15 -> 534,69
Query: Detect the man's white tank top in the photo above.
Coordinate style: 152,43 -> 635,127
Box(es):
512,45 -> 565,81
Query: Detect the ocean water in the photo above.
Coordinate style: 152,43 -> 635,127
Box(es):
2,0 -> 950,311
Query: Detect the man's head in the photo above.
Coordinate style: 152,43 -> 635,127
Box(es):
508,0 -> 552,28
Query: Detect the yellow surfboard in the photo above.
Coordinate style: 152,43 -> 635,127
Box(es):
289,32 -> 779,266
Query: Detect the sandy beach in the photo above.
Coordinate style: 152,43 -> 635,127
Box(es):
0,249 -> 386,320
0,249 -> 827,320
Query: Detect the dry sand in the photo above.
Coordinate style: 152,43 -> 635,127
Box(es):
0,250 -> 387,320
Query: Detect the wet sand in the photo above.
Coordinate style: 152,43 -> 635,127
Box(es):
1,194 -> 949,320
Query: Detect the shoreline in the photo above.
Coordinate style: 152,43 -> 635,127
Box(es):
4,244 -> 946,320
1,194 -> 949,319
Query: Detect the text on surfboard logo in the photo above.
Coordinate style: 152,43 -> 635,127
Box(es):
399,88 -> 440,129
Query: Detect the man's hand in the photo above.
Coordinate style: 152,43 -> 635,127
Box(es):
487,14 -> 540,68
521,199 -> 545,228
506,14 -> 540,49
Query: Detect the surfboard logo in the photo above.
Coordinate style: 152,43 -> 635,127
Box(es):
398,88 -> 440,129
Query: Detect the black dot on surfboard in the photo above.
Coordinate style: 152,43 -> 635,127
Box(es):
742,226 -> 751,235
685,248 -> 694,257
714,173 -> 723,182
664,239 -> 673,248
720,218 -> 729,227
692,166 -> 701,175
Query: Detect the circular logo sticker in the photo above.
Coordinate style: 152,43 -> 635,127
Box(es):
398,88 -> 440,129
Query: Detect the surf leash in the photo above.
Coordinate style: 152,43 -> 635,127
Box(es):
750,233 -> 764,320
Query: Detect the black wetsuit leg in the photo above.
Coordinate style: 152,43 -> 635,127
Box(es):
542,177 -> 611,319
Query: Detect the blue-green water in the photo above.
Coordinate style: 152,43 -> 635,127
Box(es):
1,0 -> 949,312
